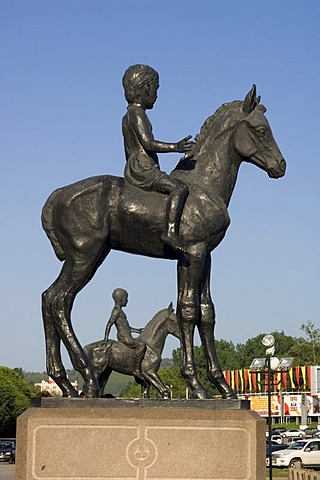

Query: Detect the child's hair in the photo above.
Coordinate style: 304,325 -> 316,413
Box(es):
112,288 -> 128,302
122,64 -> 159,103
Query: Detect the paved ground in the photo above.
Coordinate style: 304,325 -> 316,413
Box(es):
0,464 -> 14,480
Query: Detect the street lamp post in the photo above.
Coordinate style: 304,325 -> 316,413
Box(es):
250,335 -> 293,480
262,334 -> 276,480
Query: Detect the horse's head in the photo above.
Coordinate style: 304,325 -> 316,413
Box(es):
234,85 -> 286,179
165,302 -> 180,340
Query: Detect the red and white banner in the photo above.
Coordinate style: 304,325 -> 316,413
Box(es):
246,394 -> 320,417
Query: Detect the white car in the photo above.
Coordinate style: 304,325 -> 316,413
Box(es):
281,429 -> 305,438
285,437 -> 303,445
271,435 -> 283,445
272,439 -> 320,468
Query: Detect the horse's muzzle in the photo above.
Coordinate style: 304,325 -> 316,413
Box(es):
268,158 -> 286,178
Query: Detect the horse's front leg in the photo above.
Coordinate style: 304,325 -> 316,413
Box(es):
177,245 -> 208,399
142,371 -> 170,398
198,254 -> 237,399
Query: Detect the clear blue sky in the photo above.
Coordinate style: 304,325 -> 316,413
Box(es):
1,1 -> 319,372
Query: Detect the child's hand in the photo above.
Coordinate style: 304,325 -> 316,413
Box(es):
176,135 -> 194,153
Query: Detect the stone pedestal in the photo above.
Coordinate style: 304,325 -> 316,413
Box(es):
16,398 -> 265,480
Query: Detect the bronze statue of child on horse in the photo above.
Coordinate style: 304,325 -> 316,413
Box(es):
41,63 -> 286,398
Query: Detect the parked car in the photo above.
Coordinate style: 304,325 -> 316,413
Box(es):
272,439 -> 320,468
266,442 -> 287,466
281,429 -> 305,438
271,427 -> 287,435
284,437 -> 303,445
270,435 -> 283,445
304,428 -> 320,438
0,442 -> 15,464
266,427 -> 286,437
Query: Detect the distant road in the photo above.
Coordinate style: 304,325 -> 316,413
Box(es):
0,465 -> 14,480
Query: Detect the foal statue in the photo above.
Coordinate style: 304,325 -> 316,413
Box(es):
84,303 -> 180,399
41,83 -> 286,399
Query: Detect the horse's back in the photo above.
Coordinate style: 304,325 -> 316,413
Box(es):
42,171 -> 225,260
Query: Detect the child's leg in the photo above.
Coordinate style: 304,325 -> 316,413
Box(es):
155,175 -> 189,250
125,338 -> 146,378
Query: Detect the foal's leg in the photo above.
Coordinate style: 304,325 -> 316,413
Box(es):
177,244 -> 208,399
198,254 -> 237,398
141,356 -> 170,398
141,370 -> 170,398
42,246 -> 110,397
141,381 -> 151,399
98,368 -> 112,397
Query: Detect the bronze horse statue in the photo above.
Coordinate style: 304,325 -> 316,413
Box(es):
84,303 -> 179,398
41,85 -> 286,399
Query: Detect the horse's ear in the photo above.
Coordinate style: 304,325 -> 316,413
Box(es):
167,302 -> 173,312
242,84 -> 257,115
257,103 -> 267,113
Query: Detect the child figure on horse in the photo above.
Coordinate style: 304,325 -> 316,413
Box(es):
104,288 -> 145,378
122,64 -> 194,251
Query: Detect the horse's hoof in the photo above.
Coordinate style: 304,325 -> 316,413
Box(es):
81,384 -> 100,398
221,390 -> 238,400
59,382 -> 79,398
214,381 -> 237,399
209,371 -> 237,399
191,388 -> 209,400
62,388 -> 78,398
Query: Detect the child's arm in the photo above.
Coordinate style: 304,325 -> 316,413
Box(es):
130,327 -> 144,334
132,108 -> 193,154
104,307 -> 120,340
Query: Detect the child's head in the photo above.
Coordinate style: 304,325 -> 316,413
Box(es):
122,64 -> 159,105
112,288 -> 128,306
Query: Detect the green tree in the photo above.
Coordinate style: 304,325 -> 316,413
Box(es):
0,366 -> 32,437
215,339 -> 240,370
22,371 -> 48,384
301,321 -> 320,364
13,367 -> 24,379
236,331 -> 298,368
120,380 -> 142,398
289,321 -> 320,365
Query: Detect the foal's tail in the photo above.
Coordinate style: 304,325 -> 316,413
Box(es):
41,188 -> 66,261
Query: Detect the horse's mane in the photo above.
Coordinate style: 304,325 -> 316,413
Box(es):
141,307 -> 168,333
191,100 -> 243,158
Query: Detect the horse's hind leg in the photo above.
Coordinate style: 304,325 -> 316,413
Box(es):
42,295 -> 77,397
42,245 -> 110,397
141,381 -> 151,399
198,254 -> 237,399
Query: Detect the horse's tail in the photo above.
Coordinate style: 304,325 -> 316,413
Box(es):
41,188 -> 65,261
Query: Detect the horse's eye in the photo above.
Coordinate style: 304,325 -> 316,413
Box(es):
256,126 -> 267,135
